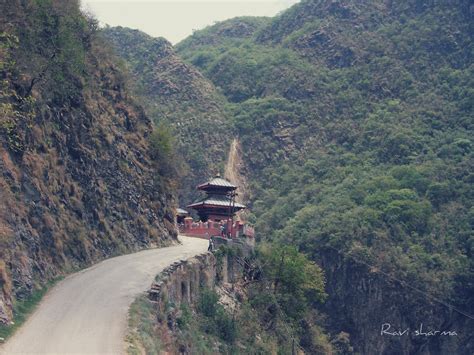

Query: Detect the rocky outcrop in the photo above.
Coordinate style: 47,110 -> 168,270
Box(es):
148,253 -> 217,307
0,1 -> 177,324
102,27 -> 231,203
148,238 -> 253,308
318,250 -> 474,355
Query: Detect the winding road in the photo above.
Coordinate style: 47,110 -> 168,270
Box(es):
0,236 -> 208,355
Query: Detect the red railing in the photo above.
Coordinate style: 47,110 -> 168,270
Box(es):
179,217 -> 254,239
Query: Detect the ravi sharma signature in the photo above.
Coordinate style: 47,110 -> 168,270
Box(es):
381,323 -> 458,337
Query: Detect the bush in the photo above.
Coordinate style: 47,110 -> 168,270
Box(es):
197,288 -> 219,318
177,303 -> 191,330
149,122 -> 177,179
215,308 -> 237,342
196,288 -> 238,343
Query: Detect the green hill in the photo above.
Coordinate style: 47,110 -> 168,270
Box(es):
176,1 -> 473,353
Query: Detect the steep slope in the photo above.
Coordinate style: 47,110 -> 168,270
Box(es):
177,1 -> 473,353
0,0 -> 176,325
102,27 -> 231,204
177,16 -> 270,64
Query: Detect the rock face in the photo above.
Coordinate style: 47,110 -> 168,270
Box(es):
148,238 -> 252,308
102,27 -> 231,204
317,250 -> 472,355
148,253 -> 217,307
0,0 -> 177,323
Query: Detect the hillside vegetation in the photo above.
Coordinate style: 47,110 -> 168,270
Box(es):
0,0 -> 177,327
102,27 -> 231,203
2,0 -> 471,353
176,1 -> 473,353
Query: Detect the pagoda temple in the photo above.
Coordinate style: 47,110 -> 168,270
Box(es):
187,175 -> 245,222
178,175 -> 254,239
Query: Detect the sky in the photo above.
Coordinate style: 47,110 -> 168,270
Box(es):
80,0 -> 300,44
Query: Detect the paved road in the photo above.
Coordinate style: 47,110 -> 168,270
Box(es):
0,236 -> 208,354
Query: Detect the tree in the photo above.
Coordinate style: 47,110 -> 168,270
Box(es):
254,244 -> 326,321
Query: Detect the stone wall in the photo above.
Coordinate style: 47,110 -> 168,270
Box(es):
147,238 -> 253,309
148,252 -> 216,307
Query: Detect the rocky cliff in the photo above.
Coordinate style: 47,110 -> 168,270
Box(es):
316,249 -> 471,354
0,0 -> 177,324
102,27 -> 232,204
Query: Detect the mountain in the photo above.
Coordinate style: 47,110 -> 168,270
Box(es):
175,1 -> 473,353
2,0 -> 471,353
0,0 -> 177,325
101,27 -> 232,203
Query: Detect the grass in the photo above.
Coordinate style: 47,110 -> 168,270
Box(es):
125,293 -> 215,354
0,276 -> 63,342
126,294 -> 162,355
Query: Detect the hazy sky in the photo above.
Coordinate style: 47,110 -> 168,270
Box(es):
80,0 -> 299,44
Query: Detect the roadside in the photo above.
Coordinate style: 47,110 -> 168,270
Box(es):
0,276 -> 63,343
0,236 -> 207,355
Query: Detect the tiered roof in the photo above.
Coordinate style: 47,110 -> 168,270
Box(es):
197,175 -> 237,192
188,194 -> 245,209
187,175 -> 246,214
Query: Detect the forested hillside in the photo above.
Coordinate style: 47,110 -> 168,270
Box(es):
0,0 -> 177,327
176,1 -> 473,353
105,0 -> 473,351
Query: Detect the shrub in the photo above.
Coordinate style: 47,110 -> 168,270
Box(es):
196,288 -> 219,318
196,288 -> 238,343
149,122 -> 177,179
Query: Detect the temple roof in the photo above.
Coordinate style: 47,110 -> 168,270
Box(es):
197,175 -> 237,191
187,194 -> 245,209
176,208 -> 189,215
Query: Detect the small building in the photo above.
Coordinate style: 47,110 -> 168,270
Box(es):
179,175 -> 254,239
176,208 -> 189,224
187,175 -> 245,222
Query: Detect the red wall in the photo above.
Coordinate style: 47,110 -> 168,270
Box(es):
178,217 -> 254,239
